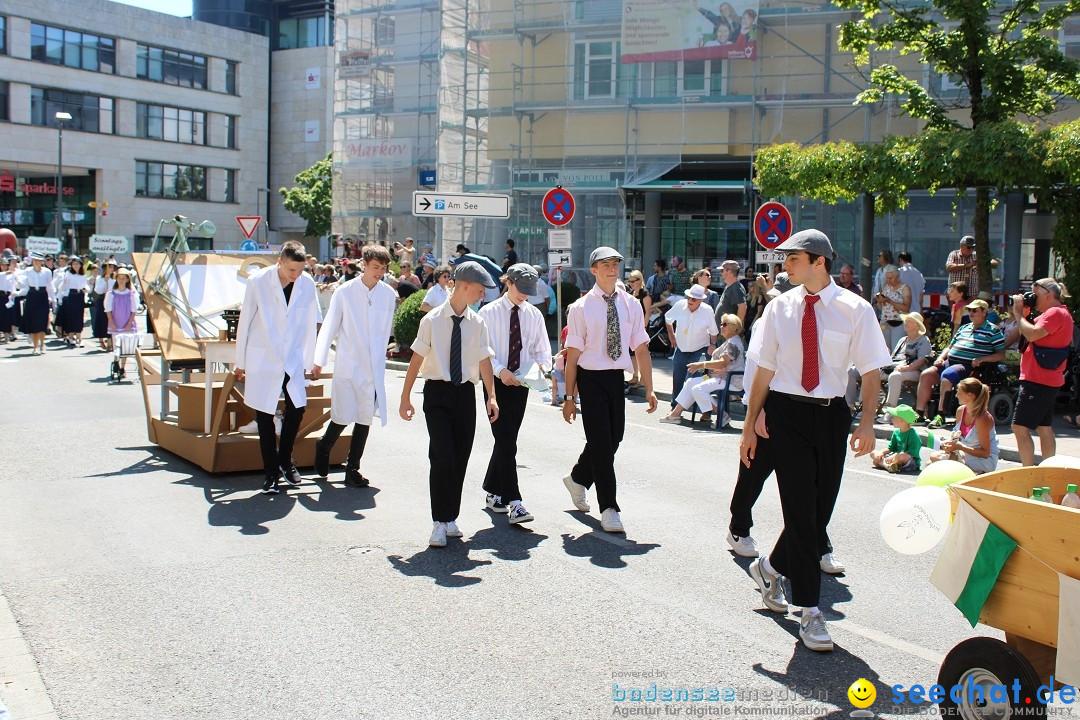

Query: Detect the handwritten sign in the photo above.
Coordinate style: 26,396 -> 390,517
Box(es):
89,235 -> 129,254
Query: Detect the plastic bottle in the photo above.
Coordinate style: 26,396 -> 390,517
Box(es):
1061,484 -> 1080,509
1030,488 -> 1044,502
1042,486 -> 1055,504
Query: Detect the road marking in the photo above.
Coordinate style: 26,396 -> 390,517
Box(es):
830,617 -> 946,665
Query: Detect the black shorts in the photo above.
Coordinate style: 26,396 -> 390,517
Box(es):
1012,380 -> 1058,429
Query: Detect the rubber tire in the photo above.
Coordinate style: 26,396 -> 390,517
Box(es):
989,391 -> 1015,426
937,637 -> 1046,718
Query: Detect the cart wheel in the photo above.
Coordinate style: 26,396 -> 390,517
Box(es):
989,391 -> 1014,426
937,637 -> 1046,718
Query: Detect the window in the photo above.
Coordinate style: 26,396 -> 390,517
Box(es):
0,17 -> 6,55
376,16 -> 395,45
31,88 -> 114,133
135,161 -> 207,201
136,103 -> 206,145
1062,17 -> 1080,58
636,60 -> 725,98
927,22 -> 963,94
573,39 -> 620,100
136,45 -> 207,89
277,15 -> 329,49
30,23 -> 115,73
224,115 -> 237,149
0,82 -> 7,121
225,61 -> 238,95
223,170 -> 236,203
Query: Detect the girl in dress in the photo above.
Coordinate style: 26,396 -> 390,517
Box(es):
0,256 -> 20,342
105,267 -> 137,377
18,253 -> 55,355
56,256 -> 88,347
92,260 -> 117,350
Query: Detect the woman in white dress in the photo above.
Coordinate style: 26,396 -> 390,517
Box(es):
660,313 -> 746,426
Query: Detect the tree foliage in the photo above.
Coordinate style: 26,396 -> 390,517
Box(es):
280,152 -> 332,239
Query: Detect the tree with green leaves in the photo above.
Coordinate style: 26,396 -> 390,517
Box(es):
280,152 -> 333,239
836,0 -> 1080,292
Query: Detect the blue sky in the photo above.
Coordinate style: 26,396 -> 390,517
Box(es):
108,0 -> 192,16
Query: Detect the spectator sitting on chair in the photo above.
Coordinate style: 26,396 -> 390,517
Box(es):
664,284 -> 719,404
846,312 -> 932,418
914,299 -> 1005,426
660,313 -> 744,426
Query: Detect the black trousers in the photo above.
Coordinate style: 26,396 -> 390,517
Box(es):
482,381 -> 530,503
254,374 -> 306,479
319,420 -> 371,469
729,430 -> 833,555
765,392 -> 850,608
570,368 -> 625,513
424,380 -> 477,522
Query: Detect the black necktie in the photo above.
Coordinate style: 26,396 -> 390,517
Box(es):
450,315 -> 464,385
508,305 -> 521,373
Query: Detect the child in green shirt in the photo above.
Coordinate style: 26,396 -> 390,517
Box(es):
871,404 -> 923,473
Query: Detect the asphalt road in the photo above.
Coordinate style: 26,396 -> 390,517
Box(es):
0,340 -> 1024,720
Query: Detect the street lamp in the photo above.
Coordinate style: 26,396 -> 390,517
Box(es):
55,111 -> 72,254
257,186 -> 271,247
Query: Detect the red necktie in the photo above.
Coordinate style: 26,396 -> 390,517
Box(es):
801,294 -> 821,392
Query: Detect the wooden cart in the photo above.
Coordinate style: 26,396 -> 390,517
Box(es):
936,466 -> 1080,718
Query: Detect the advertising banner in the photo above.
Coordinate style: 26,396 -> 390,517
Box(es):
621,0 -> 759,62
342,138 -> 414,169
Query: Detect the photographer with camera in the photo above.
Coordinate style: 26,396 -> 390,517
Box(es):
1011,278 -> 1074,466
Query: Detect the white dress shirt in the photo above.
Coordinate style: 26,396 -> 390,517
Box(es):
565,285 -> 649,372
665,298 -> 719,351
411,301 -> 494,385
749,280 -> 891,399
18,268 -> 55,301
898,263 -> 925,312
93,276 -> 115,295
423,283 -> 449,309
57,272 -> 88,295
479,294 -> 552,376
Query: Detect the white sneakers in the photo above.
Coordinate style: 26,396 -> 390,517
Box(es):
600,508 -> 624,533
799,611 -> 834,652
819,553 -> 846,574
749,558 -> 788,613
562,475 -> 590,512
446,521 -> 463,538
429,522 -> 447,547
727,533 -> 759,558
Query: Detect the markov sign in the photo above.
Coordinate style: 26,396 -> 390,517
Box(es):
343,139 -> 414,169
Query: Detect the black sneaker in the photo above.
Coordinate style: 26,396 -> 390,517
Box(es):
345,468 -> 369,488
280,464 -> 303,486
261,477 -> 280,494
313,440 -> 331,478
485,493 -> 508,513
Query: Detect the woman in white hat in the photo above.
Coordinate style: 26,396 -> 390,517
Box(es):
18,253 -> 55,355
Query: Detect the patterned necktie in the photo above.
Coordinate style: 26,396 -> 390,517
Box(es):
450,315 -> 464,385
507,305 -> 521,373
801,294 -> 821,392
604,293 -> 621,361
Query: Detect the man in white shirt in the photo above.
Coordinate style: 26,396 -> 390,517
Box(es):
740,229 -> 891,652
479,264 -> 552,524
311,244 -> 397,488
234,241 -> 321,495
665,284 -> 719,405
561,247 -> 658,533
529,265 -> 551,314
897,252 -> 924,313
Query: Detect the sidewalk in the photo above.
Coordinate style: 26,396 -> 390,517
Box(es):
387,351 -> 1080,464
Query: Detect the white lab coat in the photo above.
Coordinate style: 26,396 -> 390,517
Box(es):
234,266 -> 320,415
313,277 -> 396,426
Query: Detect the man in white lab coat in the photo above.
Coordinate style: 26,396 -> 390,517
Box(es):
312,244 -> 396,487
234,241 -> 321,495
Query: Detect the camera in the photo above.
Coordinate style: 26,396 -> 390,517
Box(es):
1023,291 -> 1038,309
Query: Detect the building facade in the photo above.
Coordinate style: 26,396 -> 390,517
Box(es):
0,0 -> 270,254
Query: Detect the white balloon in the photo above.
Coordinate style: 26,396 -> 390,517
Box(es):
1038,455 -> 1080,469
879,486 -> 952,555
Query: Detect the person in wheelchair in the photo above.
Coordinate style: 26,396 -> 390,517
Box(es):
845,312 -> 932,419
660,314 -> 744,427
914,299 -> 1005,426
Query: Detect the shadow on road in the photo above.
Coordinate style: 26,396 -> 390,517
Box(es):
560,514 -> 660,569
752,613 -> 906,719
85,444 -> 181,478
387,544 -> 493,588
295,477 -> 379,521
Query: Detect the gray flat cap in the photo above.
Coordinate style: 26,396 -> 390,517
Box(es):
773,271 -> 795,293
453,260 -> 496,288
774,229 -> 835,259
505,263 -> 538,295
589,246 -> 623,266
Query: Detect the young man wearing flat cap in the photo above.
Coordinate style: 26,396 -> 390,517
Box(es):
740,229 -> 891,652
400,260 -> 500,548
561,246 -> 658,533
478,263 -> 552,524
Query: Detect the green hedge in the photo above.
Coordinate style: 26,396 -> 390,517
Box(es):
392,291 -> 426,348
